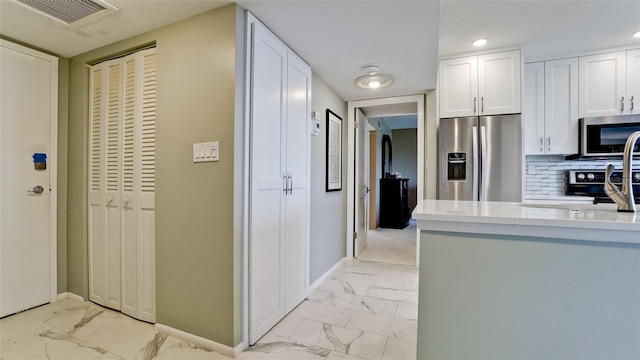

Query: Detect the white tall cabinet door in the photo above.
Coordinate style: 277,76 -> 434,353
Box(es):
545,58 -> 578,154
248,15 -> 311,344
478,50 -> 521,115
284,52 -> 311,313
627,49 -> 640,114
0,40 -> 57,318
439,56 -> 478,118
524,62 -> 545,155
579,51 -> 626,118
249,20 -> 288,343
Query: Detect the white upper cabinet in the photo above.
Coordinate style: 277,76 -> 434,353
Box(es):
579,51 -> 627,118
523,58 -> 578,155
627,49 -> 640,114
439,56 -> 478,118
439,49 -> 521,118
478,50 -> 522,115
544,58 -> 579,154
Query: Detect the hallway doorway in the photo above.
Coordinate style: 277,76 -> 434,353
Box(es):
347,95 -> 425,267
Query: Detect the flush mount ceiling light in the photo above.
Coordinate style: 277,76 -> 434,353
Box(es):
634,31 -> 640,38
355,64 -> 394,89
13,0 -> 119,26
473,38 -> 488,47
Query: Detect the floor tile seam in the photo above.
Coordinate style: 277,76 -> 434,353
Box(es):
344,308 -> 417,340
306,329 -> 379,358
327,349 -> 369,360
288,317 -> 380,355
378,335 -> 391,360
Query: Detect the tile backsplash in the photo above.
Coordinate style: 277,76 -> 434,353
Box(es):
525,155 -> 639,197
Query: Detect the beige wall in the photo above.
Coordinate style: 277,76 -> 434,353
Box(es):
66,4 -> 242,347
309,74 -> 348,282
392,128 -> 418,210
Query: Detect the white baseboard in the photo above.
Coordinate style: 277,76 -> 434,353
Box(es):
155,323 -> 244,357
310,257 -> 346,290
56,292 -> 85,303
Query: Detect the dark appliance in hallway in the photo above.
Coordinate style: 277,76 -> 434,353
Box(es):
379,135 -> 410,229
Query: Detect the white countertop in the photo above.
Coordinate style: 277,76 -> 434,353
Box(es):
412,199 -> 640,245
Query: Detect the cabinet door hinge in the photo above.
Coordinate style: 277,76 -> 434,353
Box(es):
353,232 -> 358,240
354,120 -> 358,128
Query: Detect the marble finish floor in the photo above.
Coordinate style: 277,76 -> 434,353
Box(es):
1,260 -> 417,360
358,221 -> 417,266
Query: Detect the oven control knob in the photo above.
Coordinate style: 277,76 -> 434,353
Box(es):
587,173 -> 595,180
634,173 -> 640,182
577,173 -> 585,180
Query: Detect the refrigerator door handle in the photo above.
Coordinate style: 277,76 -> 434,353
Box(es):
472,126 -> 479,201
480,126 -> 488,201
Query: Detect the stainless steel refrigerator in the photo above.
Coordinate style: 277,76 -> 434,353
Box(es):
437,115 -> 522,202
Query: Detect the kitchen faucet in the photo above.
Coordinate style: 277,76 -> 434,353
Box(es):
604,131 -> 640,212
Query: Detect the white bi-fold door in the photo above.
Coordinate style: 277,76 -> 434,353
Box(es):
88,48 -> 156,323
248,16 -> 311,344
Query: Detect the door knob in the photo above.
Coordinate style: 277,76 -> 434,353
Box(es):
27,185 -> 44,194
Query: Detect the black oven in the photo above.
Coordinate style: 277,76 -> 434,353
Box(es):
580,115 -> 640,157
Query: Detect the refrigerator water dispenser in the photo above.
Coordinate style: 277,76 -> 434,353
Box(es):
447,152 -> 466,181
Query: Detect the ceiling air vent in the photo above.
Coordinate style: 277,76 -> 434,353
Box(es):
14,0 -> 118,26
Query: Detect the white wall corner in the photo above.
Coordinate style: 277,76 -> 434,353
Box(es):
56,292 -> 85,304
154,323 -> 244,357
310,257 -> 346,290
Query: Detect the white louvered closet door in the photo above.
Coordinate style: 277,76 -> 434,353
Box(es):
89,48 -> 156,322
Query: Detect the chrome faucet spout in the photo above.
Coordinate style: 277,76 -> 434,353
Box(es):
604,131 -> 640,213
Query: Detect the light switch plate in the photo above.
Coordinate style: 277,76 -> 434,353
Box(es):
193,141 -> 219,162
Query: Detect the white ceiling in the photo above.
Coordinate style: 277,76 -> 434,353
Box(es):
1,0 -> 639,102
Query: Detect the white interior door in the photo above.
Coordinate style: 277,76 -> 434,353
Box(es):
0,40 -> 57,317
354,109 -> 369,257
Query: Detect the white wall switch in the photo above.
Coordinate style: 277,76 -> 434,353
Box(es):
193,141 -> 220,163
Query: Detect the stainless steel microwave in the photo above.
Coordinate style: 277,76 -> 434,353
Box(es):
579,115 -> 640,157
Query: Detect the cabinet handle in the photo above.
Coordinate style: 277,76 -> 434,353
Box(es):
621,96 -> 625,112
539,137 -> 543,153
631,96 -> 635,111
473,97 -> 477,113
547,137 -> 551,152
481,96 -> 484,113
288,173 -> 293,194
283,173 -> 288,195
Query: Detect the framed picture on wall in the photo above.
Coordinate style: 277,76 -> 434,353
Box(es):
326,109 -> 342,192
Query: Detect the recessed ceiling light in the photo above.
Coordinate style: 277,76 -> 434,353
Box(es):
634,31 -> 640,38
473,38 -> 487,47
